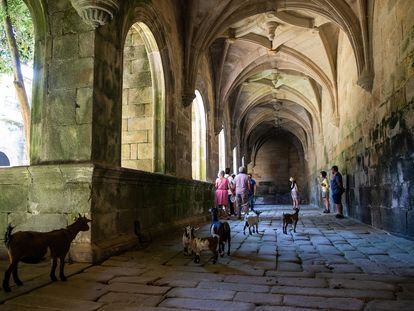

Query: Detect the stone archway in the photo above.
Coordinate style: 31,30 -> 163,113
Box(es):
192,90 -> 207,181
121,22 -> 165,173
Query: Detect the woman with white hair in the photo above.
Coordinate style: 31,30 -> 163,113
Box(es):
215,170 -> 230,219
289,177 -> 299,209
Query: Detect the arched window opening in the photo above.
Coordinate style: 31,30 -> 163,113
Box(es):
121,22 -> 165,173
191,90 -> 207,180
0,152 -> 10,167
232,147 -> 238,174
218,128 -> 226,171
0,0 -> 34,166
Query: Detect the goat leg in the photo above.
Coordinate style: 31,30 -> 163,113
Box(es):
59,255 -> 67,281
12,262 -> 23,286
50,257 -> 58,282
212,250 -> 218,264
220,242 -> 225,257
294,220 -> 298,233
3,260 -> 18,292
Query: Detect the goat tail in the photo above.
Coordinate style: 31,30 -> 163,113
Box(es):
4,224 -> 14,249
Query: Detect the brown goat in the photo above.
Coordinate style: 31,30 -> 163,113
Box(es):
184,226 -> 219,264
2,214 -> 91,292
282,208 -> 299,234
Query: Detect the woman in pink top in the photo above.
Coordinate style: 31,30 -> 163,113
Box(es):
215,170 -> 229,218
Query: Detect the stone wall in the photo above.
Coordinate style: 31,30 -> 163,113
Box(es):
310,1 -> 414,238
0,164 -> 214,262
122,26 -> 154,172
251,136 -> 307,204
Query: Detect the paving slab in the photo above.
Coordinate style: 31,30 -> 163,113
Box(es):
159,297 -> 255,311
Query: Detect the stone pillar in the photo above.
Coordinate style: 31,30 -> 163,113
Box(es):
30,0 -> 96,165
30,0 -> 124,167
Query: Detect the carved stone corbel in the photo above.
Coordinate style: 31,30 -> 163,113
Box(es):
182,92 -> 196,107
70,0 -> 120,28
357,68 -> 374,92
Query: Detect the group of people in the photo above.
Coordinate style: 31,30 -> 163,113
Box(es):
215,167 -> 256,220
288,165 -> 345,218
319,165 -> 345,218
216,164 -> 345,220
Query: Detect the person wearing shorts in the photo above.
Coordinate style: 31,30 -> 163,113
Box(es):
289,177 -> 299,209
320,171 -> 330,213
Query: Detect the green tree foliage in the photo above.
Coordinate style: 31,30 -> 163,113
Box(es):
0,0 -> 33,73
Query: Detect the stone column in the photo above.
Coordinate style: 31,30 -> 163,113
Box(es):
30,0 -> 96,165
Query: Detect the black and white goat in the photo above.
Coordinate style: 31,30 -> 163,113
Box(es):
210,207 -> 231,257
183,226 -> 219,264
243,210 -> 262,235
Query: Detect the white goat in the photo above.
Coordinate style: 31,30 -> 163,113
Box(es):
243,210 -> 262,235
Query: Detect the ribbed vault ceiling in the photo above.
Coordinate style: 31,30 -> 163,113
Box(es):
189,0 -> 371,164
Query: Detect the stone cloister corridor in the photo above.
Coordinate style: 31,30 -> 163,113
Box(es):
2,206 -> 414,310
0,0 -> 414,310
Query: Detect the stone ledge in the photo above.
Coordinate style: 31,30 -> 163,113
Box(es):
0,163 -> 214,263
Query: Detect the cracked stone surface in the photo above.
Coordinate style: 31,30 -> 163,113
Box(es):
2,205 -> 414,310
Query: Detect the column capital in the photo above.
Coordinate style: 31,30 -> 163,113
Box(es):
70,0 -> 120,28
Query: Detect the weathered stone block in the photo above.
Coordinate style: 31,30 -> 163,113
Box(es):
130,144 -> 138,159
76,88 -> 93,124
62,10 -> 94,34
138,143 -> 153,160
53,34 -> 79,60
128,87 -> 152,104
47,89 -> 77,126
128,117 -> 152,131
122,130 -> 147,144
49,58 -> 94,90
0,185 -> 29,212
46,124 -> 92,161
79,31 -> 95,58
9,213 -> 68,232
48,0 -> 72,13
65,182 -> 92,213
131,59 -> 150,73
122,144 -> 131,160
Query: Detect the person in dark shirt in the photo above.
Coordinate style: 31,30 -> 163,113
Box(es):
248,174 -> 257,212
330,165 -> 345,218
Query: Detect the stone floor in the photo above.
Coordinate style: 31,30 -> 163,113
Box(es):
1,205 -> 414,311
